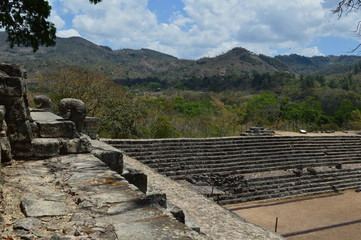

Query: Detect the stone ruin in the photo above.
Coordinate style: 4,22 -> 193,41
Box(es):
0,63 -> 91,162
0,63 -> 220,240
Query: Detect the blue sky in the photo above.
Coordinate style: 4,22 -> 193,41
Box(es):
48,0 -> 361,59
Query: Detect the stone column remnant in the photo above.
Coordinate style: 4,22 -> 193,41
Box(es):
0,64 -> 34,158
0,105 -> 12,164
59,98 -> 87,134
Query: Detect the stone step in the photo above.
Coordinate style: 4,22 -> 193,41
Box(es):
217,171 -> 361,203
168,161 -> 360,180
105,135 -> 361,146
140,150 -> 361,167
106,136 -> 361,204
123,144 -> 361,160
15,136 -> 92,159
246,168 -> 361,184
156,154 -> 361,173
245,172 -> 361,194
115,140 -> 361,155
161,157 -> 361,177
218,178 -> 361,205
31,111 -> 80,138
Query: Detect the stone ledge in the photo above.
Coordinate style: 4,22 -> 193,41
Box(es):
36,121 -> 79,138
92,140 -> 123,174
123,155 -> 284,240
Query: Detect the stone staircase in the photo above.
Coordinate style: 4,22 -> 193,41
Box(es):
105,136 -> 361,204
15,110 -> 92,159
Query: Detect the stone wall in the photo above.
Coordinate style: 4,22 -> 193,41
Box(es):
0,64 -> 34,158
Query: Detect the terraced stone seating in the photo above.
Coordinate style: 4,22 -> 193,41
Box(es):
105,136 -> 361,204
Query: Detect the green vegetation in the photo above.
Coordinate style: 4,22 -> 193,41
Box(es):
3,30 -> 361,138
31,59 -> 361,139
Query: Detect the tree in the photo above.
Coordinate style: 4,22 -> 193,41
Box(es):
334,1 -> 361,51
244,92 -> 281,126
0,0 -> 101,51
334,0 -> 361,17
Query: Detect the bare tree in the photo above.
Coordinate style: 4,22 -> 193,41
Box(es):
334,0 -> 361,51
334,0 -> 361,17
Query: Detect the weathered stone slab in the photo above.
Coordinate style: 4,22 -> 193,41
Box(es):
30,111 -> 63,122
89,189 -> 143,206
20,194 -> 71,217
37,121 -> 79,138
113,218 -> 204,240
13,217 -> 42,231
99,205 -> 167,224
92,140 -> 123,174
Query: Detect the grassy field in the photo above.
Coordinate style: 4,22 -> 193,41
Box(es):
226,190 -> 361,240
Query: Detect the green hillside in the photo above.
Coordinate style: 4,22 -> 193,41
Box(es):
275,54 -> 361,75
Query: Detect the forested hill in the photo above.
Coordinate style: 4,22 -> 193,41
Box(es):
1,31 -> 361,80
0,31 -> 288,79
275,54 -> 361,75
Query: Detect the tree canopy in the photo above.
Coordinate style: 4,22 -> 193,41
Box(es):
0,0 -> 102,52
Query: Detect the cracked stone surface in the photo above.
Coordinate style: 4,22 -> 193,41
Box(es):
0,154 -> 206,239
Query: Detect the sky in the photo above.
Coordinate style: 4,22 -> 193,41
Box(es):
48,0 -> 361,59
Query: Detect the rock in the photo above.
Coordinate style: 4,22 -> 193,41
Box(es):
293,168 -> 303,176
146,192 -> 167,208
20,194 -> 71,217
185,218 -> 201,233
168,204 -> 185,224
307,168 -> 318,175
13,217 -> 42,231
60,135 -> 92,154
122,168 -> 147,193
335,163 -> 342,169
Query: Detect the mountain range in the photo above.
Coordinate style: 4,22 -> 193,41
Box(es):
0,31 -> 360,80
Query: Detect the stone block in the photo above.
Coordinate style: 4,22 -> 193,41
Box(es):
167,204 -> 185,224
122,168 -> 148,193
91,140 -> 123,174
32,138 -> 60,159
60,135 -> 92,154
3,97 -> 30,122
145,192 -> 167,208
37,120 -> 79,138
0,64 -> 26,78
84,117 -> 100,139
0,77 -> 25,97
12,142 -> 33,159
20,194 -> 71,217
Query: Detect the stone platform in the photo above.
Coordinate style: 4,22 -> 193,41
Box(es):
0,153 -> 207,239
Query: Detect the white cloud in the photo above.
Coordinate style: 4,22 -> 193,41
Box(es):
57,29 -> 81,38
50,0 -> 361,59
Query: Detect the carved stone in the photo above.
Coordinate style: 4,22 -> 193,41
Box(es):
59,98 -> 87,133
34,95 -> 52,110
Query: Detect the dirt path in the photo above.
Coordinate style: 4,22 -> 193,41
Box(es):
227,190 -> 361,240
